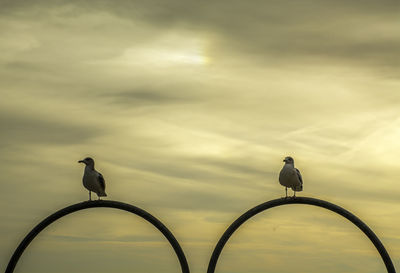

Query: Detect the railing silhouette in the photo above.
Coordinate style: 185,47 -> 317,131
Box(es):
207,197 -> 396,273
6,197 -> 396,273
5,200 -> 190,273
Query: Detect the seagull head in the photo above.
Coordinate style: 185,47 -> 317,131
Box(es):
78,157 -> 95,167
283,156 -> 294,164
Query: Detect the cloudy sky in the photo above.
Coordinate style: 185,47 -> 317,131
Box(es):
1,0 -> 400,272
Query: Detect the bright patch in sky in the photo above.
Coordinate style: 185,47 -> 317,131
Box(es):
107,34 -> 208,67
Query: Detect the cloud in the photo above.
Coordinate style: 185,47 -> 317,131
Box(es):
105,88 -> 204,107
0,110 -> 102,147
27,0 -> 396,72
3,0 -> 399,73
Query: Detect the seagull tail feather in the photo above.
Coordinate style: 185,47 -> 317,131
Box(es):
292,184 -> 303,192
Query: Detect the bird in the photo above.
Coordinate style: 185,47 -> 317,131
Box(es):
78,157 -> 107,200
279,156 -> 303,198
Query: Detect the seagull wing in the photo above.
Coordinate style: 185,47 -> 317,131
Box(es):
295,168 -> 303,185
98,172 -> 106,192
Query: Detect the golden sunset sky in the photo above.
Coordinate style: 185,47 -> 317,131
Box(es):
1,1 -> 400,273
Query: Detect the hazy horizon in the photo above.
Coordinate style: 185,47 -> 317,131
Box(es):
1,1 -> 400,272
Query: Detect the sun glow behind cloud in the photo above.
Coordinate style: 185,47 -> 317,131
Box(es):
103,34 -> 209,67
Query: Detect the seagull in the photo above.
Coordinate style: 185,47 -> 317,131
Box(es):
279,156 -> 303,198
78,157 -> 107,200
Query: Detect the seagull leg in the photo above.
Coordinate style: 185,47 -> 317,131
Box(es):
285,187 -> 288,198
89,191 -> 91,201
293,191 -> 296,198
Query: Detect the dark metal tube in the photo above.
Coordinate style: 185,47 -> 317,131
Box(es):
207,197 -> 396,273
6,200 -> 190,273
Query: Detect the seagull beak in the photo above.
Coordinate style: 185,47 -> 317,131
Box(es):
78,160 -> 84,163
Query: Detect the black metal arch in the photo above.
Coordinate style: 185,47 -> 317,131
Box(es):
207,197 -> 396,273
6,200 -> 190,273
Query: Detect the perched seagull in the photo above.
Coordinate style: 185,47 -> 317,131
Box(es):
78,157 -> 107,200
279,156 -> 303,198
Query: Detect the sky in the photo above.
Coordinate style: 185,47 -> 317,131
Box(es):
1,0 -> 400,272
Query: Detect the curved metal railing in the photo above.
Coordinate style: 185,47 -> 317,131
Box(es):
5,200 -> 190,273
207,197 -> 396,273
5,197 -> 396,273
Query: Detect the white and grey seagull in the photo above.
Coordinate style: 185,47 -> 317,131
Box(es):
279,156 -> 303,198
78,157 -> 107,200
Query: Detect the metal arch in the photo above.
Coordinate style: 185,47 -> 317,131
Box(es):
6,200 -> 190,273
207,197 -> 396,273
